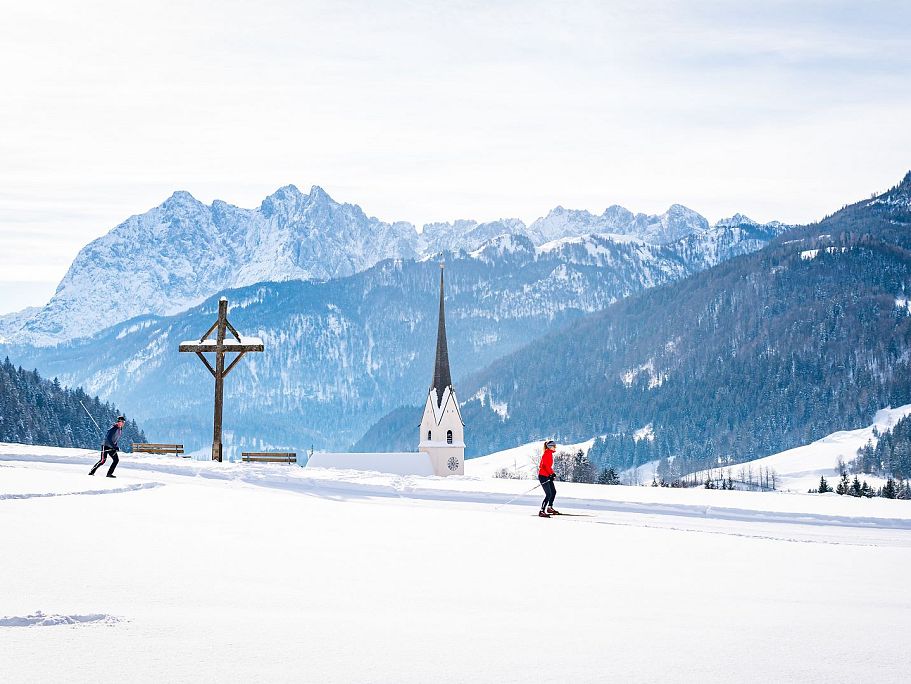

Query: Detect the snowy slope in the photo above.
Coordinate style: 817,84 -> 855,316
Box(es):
689,405 -> 911,492
465,437 -> 596,478
0,306 -> 40,343
473,405 -> 911,491
2,445 -> 911,683
618,459 -> 661,486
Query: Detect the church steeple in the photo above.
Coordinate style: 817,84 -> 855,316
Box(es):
418,262 -> 465,476
431,263 -> 452,406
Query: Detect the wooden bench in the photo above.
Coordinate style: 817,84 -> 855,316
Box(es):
241,452 -> 297,464
132,443 -> 186,457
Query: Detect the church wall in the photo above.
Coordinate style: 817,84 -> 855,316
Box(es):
420,444 -> 465,476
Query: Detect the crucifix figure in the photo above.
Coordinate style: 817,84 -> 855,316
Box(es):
179,297 -> 264,462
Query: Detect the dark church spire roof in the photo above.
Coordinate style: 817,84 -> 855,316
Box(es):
432,263 -> 453,406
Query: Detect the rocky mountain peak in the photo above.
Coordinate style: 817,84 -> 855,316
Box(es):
162,190 -> 205,212
308,184 -> 332,202
602,205 -> 635,225
715,213 -> 758,228
664,203 -> 707,224
260,185 -> 307,217
5,183 -> 776,347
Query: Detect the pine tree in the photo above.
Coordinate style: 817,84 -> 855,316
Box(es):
835,471 -> 850,495
571,449 -> 596,484
597,467 -> 620,485
901,479 -> 911,500
883,478 -> 897,499
818,476 -> 832,494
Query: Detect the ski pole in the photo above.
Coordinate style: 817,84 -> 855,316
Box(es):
79,400 -> 103,435
494,482 -> 542,510
79,400 -> 109,459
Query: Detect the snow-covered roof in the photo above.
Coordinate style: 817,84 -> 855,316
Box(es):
307,451 -> 434,476
178,337 -> 264,352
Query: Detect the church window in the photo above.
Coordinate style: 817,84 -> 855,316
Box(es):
447,430 -> 453,444
427,430 -> 432,441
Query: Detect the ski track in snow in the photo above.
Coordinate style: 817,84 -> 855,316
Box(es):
0,481 -> 164,501
4,452 -> 911,550
552,512 -> 886,548
0,611 -> 121,628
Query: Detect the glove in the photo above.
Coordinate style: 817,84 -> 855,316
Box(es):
550,474 -> 556,482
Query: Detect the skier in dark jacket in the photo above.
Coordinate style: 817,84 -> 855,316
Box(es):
89,416 -> 126,478
538,440 -> 560,517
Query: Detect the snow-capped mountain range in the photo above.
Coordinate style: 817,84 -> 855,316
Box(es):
527,203 -> 711,245
2,185 -> 785,345
2,215 -> 789,453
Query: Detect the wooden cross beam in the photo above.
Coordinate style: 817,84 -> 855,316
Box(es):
178,297 -> 264,462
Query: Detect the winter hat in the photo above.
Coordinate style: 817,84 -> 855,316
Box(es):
544,440 -> 556,450
117,416 -> 126,422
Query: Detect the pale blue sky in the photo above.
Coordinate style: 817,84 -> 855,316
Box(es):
1,0 -> 909,313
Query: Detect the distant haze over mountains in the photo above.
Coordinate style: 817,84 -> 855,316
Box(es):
0,185 -> 783,346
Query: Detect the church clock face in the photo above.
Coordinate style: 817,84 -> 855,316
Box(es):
447,456 -> 460,472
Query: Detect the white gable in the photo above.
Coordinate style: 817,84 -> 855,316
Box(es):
426,386 -> 464,427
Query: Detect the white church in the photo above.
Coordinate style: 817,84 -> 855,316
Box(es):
307,265 -> 466,477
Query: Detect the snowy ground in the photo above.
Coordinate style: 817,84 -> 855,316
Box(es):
688,405 -> 911,492
464,437 -> 595,478
3,444 -> 911,683
473,405 -> 911,491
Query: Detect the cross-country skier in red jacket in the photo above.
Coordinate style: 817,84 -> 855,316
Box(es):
538,440 -> 560,517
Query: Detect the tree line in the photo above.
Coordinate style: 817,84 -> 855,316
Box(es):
851,415 -> 911,480
0,357 -> 145,450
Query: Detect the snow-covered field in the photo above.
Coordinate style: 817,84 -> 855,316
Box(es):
473,405 -> 911,491
464,438 -> 595,478
3,444 -> 911,683
689,405 -> 911,492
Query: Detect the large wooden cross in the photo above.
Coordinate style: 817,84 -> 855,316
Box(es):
179,297 -> 264,462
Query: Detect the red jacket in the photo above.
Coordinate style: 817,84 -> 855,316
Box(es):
539,448 -> 555,477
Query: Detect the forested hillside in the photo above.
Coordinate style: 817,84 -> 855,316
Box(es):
0,357 -> 145,449
360,173 -> 911,473
854,414 -> 911,480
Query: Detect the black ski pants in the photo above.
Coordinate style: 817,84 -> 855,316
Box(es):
539,475 -> 556,510
90,447 -> 119,476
